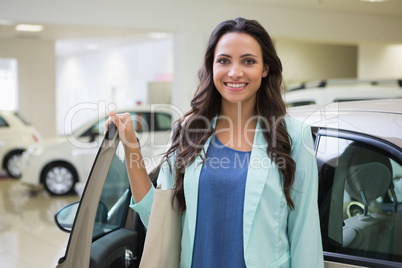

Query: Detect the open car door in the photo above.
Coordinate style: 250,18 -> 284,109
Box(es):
54,123 -> 154,268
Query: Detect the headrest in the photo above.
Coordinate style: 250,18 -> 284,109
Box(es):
345,162 -> 392,202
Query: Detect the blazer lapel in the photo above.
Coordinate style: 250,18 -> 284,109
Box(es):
243,119 -> 272,249
183,117 -> 217,256
181,117 -> 271,257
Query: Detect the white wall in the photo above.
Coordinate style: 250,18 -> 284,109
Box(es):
275,39 -> 357,85
171,31 -> 207,120
358,44 -> 402,79
57,38 -> 173,135
0,38 -> 56,138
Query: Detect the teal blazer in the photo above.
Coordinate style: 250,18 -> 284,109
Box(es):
131,116 -> 324,268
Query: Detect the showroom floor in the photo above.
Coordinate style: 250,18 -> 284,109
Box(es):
0,171 -> 79,268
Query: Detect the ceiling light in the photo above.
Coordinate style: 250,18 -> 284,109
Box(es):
15,24 -> 44,32
359,0 -> 389,2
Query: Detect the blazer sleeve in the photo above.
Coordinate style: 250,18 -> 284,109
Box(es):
129,129 -> 177,228
286,118 -> 324,267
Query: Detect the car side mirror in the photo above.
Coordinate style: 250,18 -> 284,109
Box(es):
54,201 -> 79,233
55,201 -> 108,233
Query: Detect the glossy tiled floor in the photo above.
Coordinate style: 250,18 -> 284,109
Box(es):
0,172 -> 79,268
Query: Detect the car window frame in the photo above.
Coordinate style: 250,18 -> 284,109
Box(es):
317,128 -> 402,166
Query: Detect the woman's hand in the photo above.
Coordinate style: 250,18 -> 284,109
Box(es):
105,111 -> 152,203
105,111 -> 139,149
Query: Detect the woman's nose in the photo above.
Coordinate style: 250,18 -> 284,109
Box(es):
228,63 -> 243,77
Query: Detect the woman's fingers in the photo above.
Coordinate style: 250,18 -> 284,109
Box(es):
105,111 -> 116,133
105,111 -> 138,148
105,111 -> 124,133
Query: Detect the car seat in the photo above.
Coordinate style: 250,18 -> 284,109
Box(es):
342,162 -> 394,252
342,147 -> 402,265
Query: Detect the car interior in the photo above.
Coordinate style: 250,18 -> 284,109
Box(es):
317,134 -> 402,265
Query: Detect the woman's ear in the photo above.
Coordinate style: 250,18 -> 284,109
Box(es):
262,64 -> 269,78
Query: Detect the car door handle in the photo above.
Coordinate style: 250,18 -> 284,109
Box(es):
125,248 -> 137,268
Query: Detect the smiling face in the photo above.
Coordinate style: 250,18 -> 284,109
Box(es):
213,32 -> 269,110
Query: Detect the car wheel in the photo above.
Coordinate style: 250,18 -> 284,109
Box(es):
4,150 -> 24,178
42,163 -> 77,195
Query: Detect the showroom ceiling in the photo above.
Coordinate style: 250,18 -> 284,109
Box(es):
0,0 -> 401,56
0,0 -> 401,40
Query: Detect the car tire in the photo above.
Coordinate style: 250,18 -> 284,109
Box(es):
42,162 -> 77,196
4,149 -> 24,179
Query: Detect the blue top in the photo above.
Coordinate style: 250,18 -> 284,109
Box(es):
191,134 -> 251,268
131,117 -> 324,267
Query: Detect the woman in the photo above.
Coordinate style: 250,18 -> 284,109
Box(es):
107,17 -> 324,267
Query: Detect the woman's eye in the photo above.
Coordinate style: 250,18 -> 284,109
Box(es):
245,59 -> 256,65
217,58 -> 229,64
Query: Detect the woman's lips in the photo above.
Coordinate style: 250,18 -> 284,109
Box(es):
224,82 -> 248,90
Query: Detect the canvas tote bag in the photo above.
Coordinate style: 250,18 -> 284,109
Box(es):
139,185 -> 182,268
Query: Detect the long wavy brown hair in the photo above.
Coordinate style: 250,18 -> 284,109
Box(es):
164,17 -> 296,212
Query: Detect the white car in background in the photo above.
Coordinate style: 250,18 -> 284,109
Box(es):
284,78 -> 402,107
20,106 -> 172,196
0,110 -> 42,178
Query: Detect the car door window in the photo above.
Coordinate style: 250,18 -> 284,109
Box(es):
92,144 -> 131,240
316,135 -> 402,263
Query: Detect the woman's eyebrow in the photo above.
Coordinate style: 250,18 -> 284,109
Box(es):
216,53 -> 231,58
216,53 -> 258,58
240,53 -> 258,58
